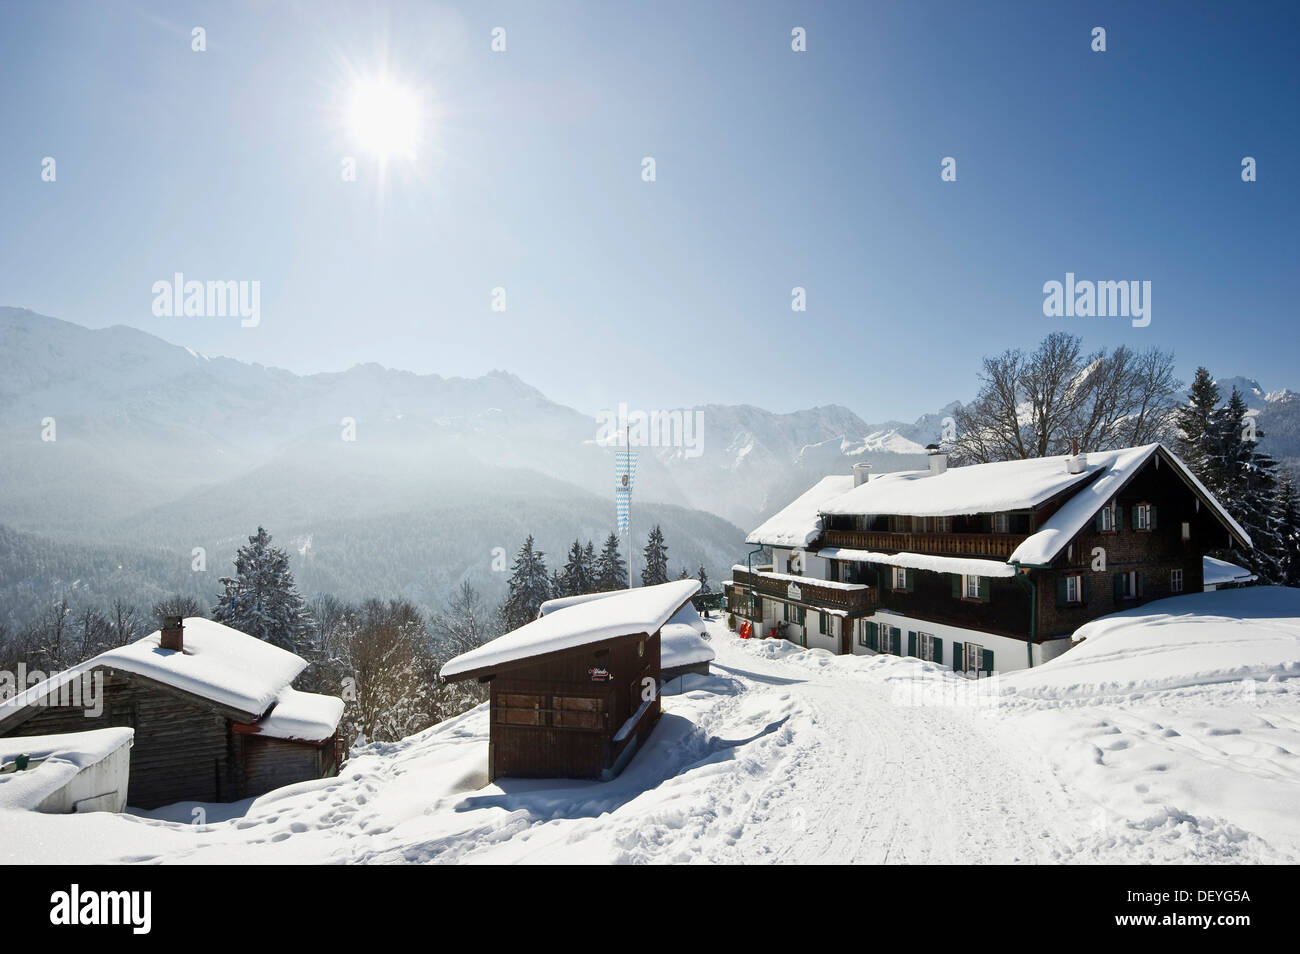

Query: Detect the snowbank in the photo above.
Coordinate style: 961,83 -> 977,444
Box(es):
1005,587 -> 1300,701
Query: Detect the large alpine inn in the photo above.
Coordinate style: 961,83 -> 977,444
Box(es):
724,443 -> 1251,674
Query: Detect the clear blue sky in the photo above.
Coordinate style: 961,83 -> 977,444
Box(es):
1,0 -> 1296,420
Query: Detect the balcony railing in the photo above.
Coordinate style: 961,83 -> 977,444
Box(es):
731,568 -> 877,613
820,529 -> 1026,559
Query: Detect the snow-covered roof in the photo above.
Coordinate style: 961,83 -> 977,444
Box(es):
242,688 -> 345,743
820,454 -> 1099,518
816,547 -> 1018,579
732,565 -> 870,591
1009,444 -> 1251,565
0,618 -> 308,724
441,580 -> 701,680
1203,555 -> 1257,587
0,728 -> 133,813
661,624 -> 715,671
746,475 -> 854,547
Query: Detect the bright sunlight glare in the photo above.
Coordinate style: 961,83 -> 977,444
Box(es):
345,76 -> 421,161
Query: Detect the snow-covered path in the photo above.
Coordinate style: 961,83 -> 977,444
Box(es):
653,635 -> 1097,864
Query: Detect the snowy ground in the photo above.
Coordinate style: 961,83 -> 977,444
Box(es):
2,587 -> 1298,864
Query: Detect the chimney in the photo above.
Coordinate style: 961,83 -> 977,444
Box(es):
161,615 -> 184,652
853,462 -> 871,487
926,443 -> 948,476
1066,439 -> 1087,475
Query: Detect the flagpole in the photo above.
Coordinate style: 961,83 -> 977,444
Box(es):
626,422 -> 632,587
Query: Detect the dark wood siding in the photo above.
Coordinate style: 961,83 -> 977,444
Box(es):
486,631 -> 661,781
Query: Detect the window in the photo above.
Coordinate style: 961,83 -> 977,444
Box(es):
916,632 -> 939,663
818,611 -> 827,635
1181,521 -> 1191,542
963,641 -> 985,678
1099,504 -> 1115,532
964,574 -> 981,599
1171,568 -> 1184,593
1066,574 -> 1081,604
993,513 -> 1010,533
1135,503 -> 1151,531
1114,570 -> 1140,600
935,515 -> 952,533
892,566 -> 908,590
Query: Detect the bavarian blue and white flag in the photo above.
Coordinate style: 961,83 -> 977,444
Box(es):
616,490 -> 631,534
615,451 -> 637,494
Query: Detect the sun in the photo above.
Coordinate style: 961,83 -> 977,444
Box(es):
345,76 -> 422,161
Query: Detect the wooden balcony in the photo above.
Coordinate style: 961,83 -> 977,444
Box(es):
820,529 -> 1026,560
732,568 -> 877,614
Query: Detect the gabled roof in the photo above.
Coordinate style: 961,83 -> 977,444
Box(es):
745,475 -> 854,547
1009,444 -> 1251,565
441,580 -> 700,681
0,618 -> 312,729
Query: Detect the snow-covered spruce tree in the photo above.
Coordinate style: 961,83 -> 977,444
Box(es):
1211,390 -> 1282,581
678,566 -> 690,580
582,540 -> 597,588
1172,367 -> 1223,491
499,535 -> 552,631
562,539 -> 595,596
212,526 -> 313,652
595,532 -> 628,591
642,525 -> 669,586
1275,474 -> 1300,588
697,565 -> 711,594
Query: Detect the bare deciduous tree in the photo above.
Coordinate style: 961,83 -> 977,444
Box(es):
951,333 -> 1180,463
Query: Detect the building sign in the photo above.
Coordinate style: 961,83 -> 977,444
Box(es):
787,582 -> 801,601
588,667 -> 613,682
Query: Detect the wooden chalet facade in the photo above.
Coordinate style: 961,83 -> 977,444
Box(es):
441,580 -> 700,782
725,444 -> 1251,673
0,617 -> 345,809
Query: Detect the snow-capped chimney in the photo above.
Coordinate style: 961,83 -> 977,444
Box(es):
1066,439 -> 1087,474
161,615 -> 184,652
926,444 -> 948,476
853,462 -> 871,487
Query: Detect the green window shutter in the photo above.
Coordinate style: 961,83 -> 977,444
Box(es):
982,648 -> 994,675
1055,576 -> 1068,606
1115,505 -> 1123,531
891,627 -> 901,655
907,631 -> 917,657
819,612 -> 827,635
933,637 -> 944,665
1083,575 -> 1092,601
1113,573 -> 1124,600
952,641 -> 963,671
979,576 -> 991,603
866,621 -> 878,651
951,573 -> 961,598
905,568 -> 915,592
1131,504 -> 1139,529
1135,571 -> 1142,598
1095,510 -> 1104,532
1149,505 -> 1158,530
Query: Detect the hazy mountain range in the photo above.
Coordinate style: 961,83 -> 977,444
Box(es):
2,306 -> 1296,630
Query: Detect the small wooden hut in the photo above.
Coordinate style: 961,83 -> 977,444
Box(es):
441,579 -> 700,781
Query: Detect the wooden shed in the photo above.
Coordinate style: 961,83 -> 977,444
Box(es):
0,617 -> 344,809
442,580 -> 700,782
